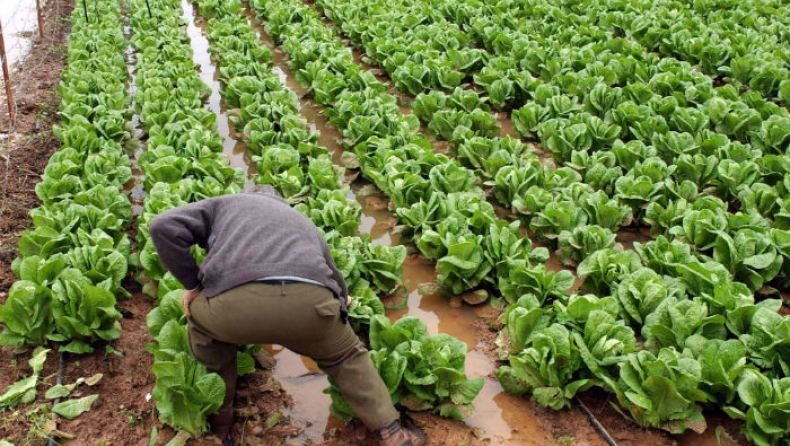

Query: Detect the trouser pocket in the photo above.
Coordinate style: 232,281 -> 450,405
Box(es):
314,297 -> 341,317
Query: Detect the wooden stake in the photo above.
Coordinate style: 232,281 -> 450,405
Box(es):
36,0 -> 44,38
145,0 -> 153,17
83,0 -> 89,23
0,19 -> 16,127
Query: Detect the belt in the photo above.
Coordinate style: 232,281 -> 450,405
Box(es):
256,279 -> 298,285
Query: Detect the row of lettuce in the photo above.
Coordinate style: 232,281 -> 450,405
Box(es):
0,1 -> 129,354
129,0 -> 242,437
192,0 -> 485,425
264,0 -> 790,444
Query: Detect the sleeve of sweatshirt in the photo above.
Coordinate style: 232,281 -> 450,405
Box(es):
149,200 -> 214,291
318,233 -> 349,298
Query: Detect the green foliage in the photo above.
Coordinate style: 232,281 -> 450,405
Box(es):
572,310 -> 635,386
0,348 -> 49,409
495,294 -> 553,357
577,249 -> 642,295
48,273 -> 122,354
642,297 -> 726,350
684,335 -> 746,405
614,268 -> 682,327
498,260 -> 575,305
737,306 -> 790,377
149,320 -> 225,436
498,324 -> 592,410
329,316 -> 483,420
295,188 -> 362,236
52,394 -> 100,420
724,369 -> 790,446
609,348 -> 707,434
556,225 -> 617,267
0,281 -> 55,347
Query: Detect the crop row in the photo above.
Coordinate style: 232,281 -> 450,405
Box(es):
259,0 -> 790,444
0,0 -> 130,354
129,0 -> 244,436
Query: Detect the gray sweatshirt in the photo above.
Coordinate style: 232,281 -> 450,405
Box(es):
149,192 -> 349,306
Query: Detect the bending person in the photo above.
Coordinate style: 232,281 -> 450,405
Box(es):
149,185 -> 424,446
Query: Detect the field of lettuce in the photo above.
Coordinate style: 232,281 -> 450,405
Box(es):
1,0 -> 790,444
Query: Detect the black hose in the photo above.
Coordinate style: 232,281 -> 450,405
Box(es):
575,397 -> 618,446
47,351 -> 65,446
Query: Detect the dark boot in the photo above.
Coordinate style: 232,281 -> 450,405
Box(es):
376,420 -> 426,446
209,357 -> 237,438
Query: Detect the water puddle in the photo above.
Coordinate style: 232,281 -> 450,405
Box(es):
354,184 -> 396,246
262,345 -> 331,440
182,0 -> 251,175
0,0 -> 38,73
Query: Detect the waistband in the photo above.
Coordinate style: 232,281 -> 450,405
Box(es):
255,279 -> 299,285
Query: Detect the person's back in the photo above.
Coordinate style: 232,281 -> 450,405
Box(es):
149,191 -> 346,299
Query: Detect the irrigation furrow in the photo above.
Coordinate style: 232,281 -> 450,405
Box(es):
182,0 -> 249,172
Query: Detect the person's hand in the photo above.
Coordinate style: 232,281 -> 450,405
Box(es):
182,288 -> 201,317
346,295 -> 352,307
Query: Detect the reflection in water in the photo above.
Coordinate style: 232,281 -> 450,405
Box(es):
124,26 -> 145,216
266,346 -> 332,441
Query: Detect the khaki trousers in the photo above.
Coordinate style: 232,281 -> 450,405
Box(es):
187,281 -> 399,430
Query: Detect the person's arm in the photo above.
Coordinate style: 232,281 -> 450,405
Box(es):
149,200 -> 214,290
